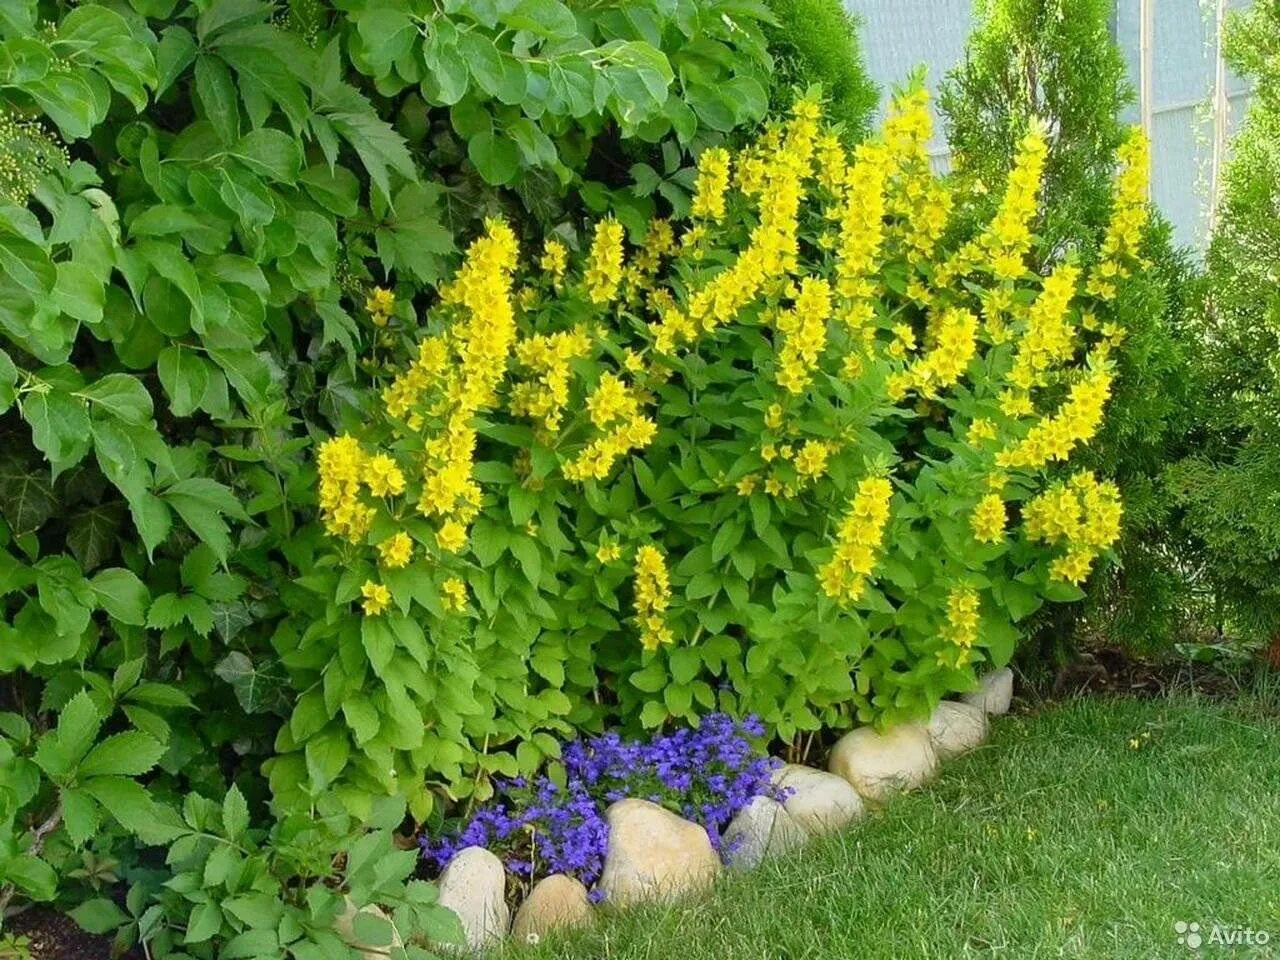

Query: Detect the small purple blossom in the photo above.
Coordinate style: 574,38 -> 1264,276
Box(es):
420,714 -> 782,888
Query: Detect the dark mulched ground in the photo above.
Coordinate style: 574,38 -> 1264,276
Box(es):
5,909 -> 120,960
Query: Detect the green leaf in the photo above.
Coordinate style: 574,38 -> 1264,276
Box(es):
70,897 -> 128,934
341,696 -> 381,746
157,345 -> 210,418
54,262 -> 105,325
222,784 -> 249,840
1,855 -> 57,901
43,691 -> 102,773
22,388 -> 91,470
82,776 -> 183,844
61,787 -> 101,848
195,54 -> 241,144
78,731 -> 165,778
184,901 -> 224,944
468,130 -> 519,185
90,568 -> 150,625
300,164 -> 360,217
232,128 -> 303,182
162,477 -> 245,561
305,724 -> 350,790
78,374 -> 153,424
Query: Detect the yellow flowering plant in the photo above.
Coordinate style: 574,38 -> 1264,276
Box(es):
288,87 -> 1148,819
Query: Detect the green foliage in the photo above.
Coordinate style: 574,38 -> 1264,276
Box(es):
760,0 -> 878,142
940,0 -> 1130,254
0,0 -> 773,948
1163,0 -> 1280,642
939,0 -> 1199,657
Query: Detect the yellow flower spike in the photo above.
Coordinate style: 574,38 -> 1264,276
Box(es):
690,147 -> 732,222
971,493 -> 1007,544
540,238 -> 568,283
584,219 -> 626,305
941,586 -> 980,649
819,474 -> 894,604
361,580 -> 391,616
633,544 -> 673,651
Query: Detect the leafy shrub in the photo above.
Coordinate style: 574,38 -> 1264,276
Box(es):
300,88 -> 1148,822
1164,0 -> 1280,643
421,714 -> 776,888
761,0 -> 878,142
939,0 -> 1198,658
0,0 -> 774,940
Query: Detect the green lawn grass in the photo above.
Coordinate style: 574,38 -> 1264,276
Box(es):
505,684 -> 1280,959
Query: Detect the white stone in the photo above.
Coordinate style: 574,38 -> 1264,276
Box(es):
597,799 -> 720,907
961,667 -> 1014,716
335,899 -> 403,960
722,796 -> 806,869
828,724 -> 939,803
511,874 -> 593,943
436,846 -> 509,951
927,700 -> 989,760
769,763 -> 865,836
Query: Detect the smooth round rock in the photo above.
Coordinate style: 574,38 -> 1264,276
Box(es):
961,667 -> 1014,716
436,846 -> 509,951
770,763 -> 865,836
511,874 -> 593,943
927,700 -> 989,760
596,799 -> 721,907
828,724 -> 939,803
722,796 -> 806,869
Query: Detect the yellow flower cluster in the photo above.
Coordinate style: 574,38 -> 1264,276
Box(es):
633,544 -> 673,651
366,287 -> 396,326
540,239 -> 568,285
381,336 -> 449,420
564,373 -> 657,481
629,219 -> 675,291
1023,471 -> 1123,584
890,307 -> 979,401
971,493 -> 1007,544
584,219 -> 625,305
1087,129 -> 1150,301
441,576 -> 468,612
819,475 -> 893,604
418,219 -> 519,545
510,328 -> 592,432
361,580 -> 391,616
881,90 -> 952,262
650,99 -> 819,353
833,140 -> 889,332
940,587 -> 980,649
690,147 -> 731,222
775,277 -> 832,394
980,124 -> 1049,279
596,541 -> 621,564
377,531 -> 414,569
999,364 -> 1113,468
317,434 -> 377,543
1008,262 -> 1082,391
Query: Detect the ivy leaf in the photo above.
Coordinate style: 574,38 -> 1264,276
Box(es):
214,651 -> 288,713
67,502 -> 124,572
0,452 -> 57,534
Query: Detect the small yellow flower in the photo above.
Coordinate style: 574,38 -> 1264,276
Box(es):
441,576 -> 468,612
361,580 -> 391,616
764,403 -> 784,429
377,531 -> 414,569
366,287 -> 396,326
596,542 -> 621,563
736,475 -> 758,496
436,520 -> 467,553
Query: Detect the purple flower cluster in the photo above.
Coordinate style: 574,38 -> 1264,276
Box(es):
420,714 -> 779,889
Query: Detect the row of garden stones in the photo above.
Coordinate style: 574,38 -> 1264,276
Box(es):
427,669 -> 1013,953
